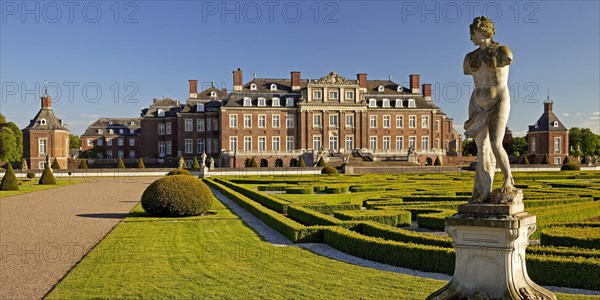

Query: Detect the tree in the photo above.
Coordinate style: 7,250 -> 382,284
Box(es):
502,126 -> 513,154
138,158 -> 146,169
192,157 -> 200,169
69,134 -> 81,149
247,157 -> 258,168
0,127 -> 19,162
5,122 -> 23,160
434,156 -> 442,166
39,164 -> 56,185
462,139 -> 477,156
0,113 -> 6,124
569,127 -> 600,157
116,157 -> 126,169
510,137 -> 527,156
51,158 -> 61,170
0,164 -> 19,190
563,155 -> 571,164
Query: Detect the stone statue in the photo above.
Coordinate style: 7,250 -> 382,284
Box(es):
178,157 -> 186,169
209,157 -> 214,170
463,16 -> 516,204
200,152 -> 207,167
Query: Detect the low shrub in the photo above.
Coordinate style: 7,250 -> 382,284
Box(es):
192,157 -> 200,169
295,203 -> 361,214
286,187 -> 313,194
298,156 -> 306,167
138,158 -> 146,169
0,164 -> 19,190
78,159 -> 88,169
350,186 -> 387,193
326,187 -> 342,194
247,157 -> 259,168
563,155 -> 571,164
215,178 -> 290,213
26,172 -> 35,179
416,210 -> 454,230
116,157 -> 126,169
542,154 -> 550,164
528,245 -> 600,259
317,156 -> 327,167
561,163 -> 580,171
51,158 -> 61,170
257,185 -> 287,191
39,164 -> 56,185
167,169 -> 192,176
313,185 -> 326,193
334,210 -> 411,227
527,254 -> 600,290
287,205 -> 342,226
141,176 -> 213,216
321,166 -> 338,175
434,156 -> 442,166
522,155 -> 530,165
358,222 -> 452,248
541,227 -> 600,249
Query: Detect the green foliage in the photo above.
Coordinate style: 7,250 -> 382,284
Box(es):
167,169 -> 191,176
298,156 -> 306,167
527,254 -> 600,290
563,155 -> 571,164
0,127 -> 19,162
541,154 -> 550,164
541,227 -> 600,249
39,164 -> 56,185
247,157 -> 259,168
511,136 -> 527,156
321,165 -> 338,175
561,163 -> 580,171
416,210 -> 453,230
69,134 -> 81,149
116,157 -> 126,169
192,157 -> 200,169
359,222 -> 451,248
0,164 -> 19,190
313,185 -> 326,193
141,176 -> 213,216
317,156 -> 327,167
78,159 -> 88,169
286,205 -> 342,226
433,156 -> 442,166
294,203 -> 361,214
214,178 -> 290,213
522,155 -> 530,165
286,187 -> 314,194
334,210 -> 411,227
51,158 -> 61,170
137,158 -> 145,169
0,113 -> 5,123
257,185 -> 287,191
350,186 -> 387,193
461,139 -> 477,156
569,127 -> 600,157
26,172 -> 35,179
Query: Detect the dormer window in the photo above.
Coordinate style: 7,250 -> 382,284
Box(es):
258,97 -> 266,106
130,121 -> 135,125
130,129 -> 134,134
157,109 -> 165,117
553,121 -> 558,127
286,98 -> 294,107
97,129 -> 103,134
395,99 -> 403,108
382,99 -> 390,108
534,123 -> 539,128
378,86 -> 384,92
210,91 -> 216,98
40,119 -> 46,125
196,103 -> 205,112
270,84 -> 277,91
109,129 -> 114,134
368,99 -> 377,107
408,99 -> 416,108
243,97 -> 252,107
272,97 -> 280,107
250,83 -> 257,91
119,129 -> 124,134
108,121 -> 113,125
397,86 -> 403,92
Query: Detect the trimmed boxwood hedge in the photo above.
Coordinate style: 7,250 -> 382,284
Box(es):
214,178 -> 290,213
257,185 -> 288,191
39,164 -> 56,185
528,245 -> 600,259
416,210 -> 454,231
287,205 -> 342,226
527,254 -> 600,290
325,186 -> 349,194
334,210 -> 411,227
321,165 -> 338,175
167,169 -> 191,176
541,227 -> 600,249
78,159 -> 88,169
286,187 -> 313,194
0,164 -> 19,190
295,203 -> 361,214
141,176 -> 213,216
358,222 -> 452,248
313,185 -> 326,193
350,186 -> 387,193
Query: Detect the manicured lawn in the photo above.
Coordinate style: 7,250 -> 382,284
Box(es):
0,179 -> 83,198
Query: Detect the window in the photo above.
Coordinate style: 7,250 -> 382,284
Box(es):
244,137 -> 252,151
369,99 -> 377,107
382,99 -> 390,107
158,142 -> 165,156
258,98 -> 266,107
272,115 -> 280,128
272,97 -> 280,107
531,138 -> 536,153
286,137 -> 294,151
244,115 -> 252,128
109,129 -> 114,134
107,139 -> 113,146
436,120 -> 440,132
329,135 -> 338,151
258,137 -> 266,151
534,123 -> 538,128
313,90 -> 322,100
313,136 -> 322,150
250,84 -> 257,90
370,116 -> 377,128
313,114 -> 322,127
378,85 -> 384,92
395,99 -> 403,108
258,115 -> 266,128
345,136 -> 354,150
197,119 -> 205,131
396,115 -> 404,128
421,136 -> 429,150
370,136 -> 377,150
207,118 -> 213,131
345,114 -> 354,128
38,139 -> 47,154
229,115 -> 238,128
206,138 -> 214,154
98,129 -> 103,134
185,139 -> 193,153
345,91 -> 354,100
554,157 -> 561,165
118,150 -> 123,158
408,99 -> 416,108
97,139 -> 103,146
107,151 -> 113,159
383,115 -> 391,128
127,138 -> 134,147
409,115 -> 416,128
553,121 -> 559,127
119,129 -> 124,134
397,86 -> 403,92
383,136 -> 391,150
185,119 -> 193,132
97,153 -> 103,159
196,104 -> 205,112
286,115 -> 294,128
210,91 -> 216,98
196,139 -> 204,153
409,136 -> 416,149
166,141 -> 172,155
158,123 -> 165,135
554,137 -> 561,153
396,136 -> 404,150
269,84 -> 277,91
435,138 -> 440,149
209,138 -> 218,154
329,114 -> 338,127
272,137 -> 280,151
118,138 -> 124,146
329,91 -> 338,100
422,116 -> 429,128
166,122 -> 172,134
211,118 -> 218,131
286,98 -> 294,107
229,137 -> 238,151
157,109 -> 165,117
87,139 -> 93,147
40,119 -> 46,125
243,97 -> 252,106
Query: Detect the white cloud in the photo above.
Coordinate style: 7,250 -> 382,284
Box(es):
562,113 -> 570,117
512,131 -> 527,137
576,113 -> 582,116
593,112 -> 600,116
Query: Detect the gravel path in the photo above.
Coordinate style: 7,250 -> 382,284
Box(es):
0,177 -> 159,300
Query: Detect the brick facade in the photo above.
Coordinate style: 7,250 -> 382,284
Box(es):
526,99 -> 569,164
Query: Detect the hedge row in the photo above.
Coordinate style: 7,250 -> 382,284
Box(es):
358,222 -> 452,248
524,197 -> 593,208
528,245 -> 600,259
401,196 -> 471,202
541,227 -> 600,249
350,186 -> 388,193
295,203 -> 361,214
416,210 -> 455,231
286,187 -> 313,194
213,178 -> 289,213
286,205 -> 342,226
257,185 -> 288,191
313,186 -> 326,193
528,254 -> 600,290
326,186 -> 349,194
206,179 -> 321,243
334,210 -> 411,227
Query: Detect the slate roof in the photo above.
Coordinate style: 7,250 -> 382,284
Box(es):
241,78 -> 310,93
141,98 -> 183,118
181,100 -> 222,113
24,107 -> 68,131
192,86 -> 228,101
365,80 -> 409,94
82,118 -> 141,136
528,103 -> 568,132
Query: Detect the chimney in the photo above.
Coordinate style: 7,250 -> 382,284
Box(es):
357,73 -> 367,91
233,68 -> 243,92
291,71 -> 301,91
41,95 -> 51,109
189,80 -> 198,98
422,83 -> 432,101
544,97 -> 553,112
409,74 -> 420,93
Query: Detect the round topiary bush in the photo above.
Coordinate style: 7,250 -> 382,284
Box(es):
1,164 -> 19,190
39,164 -> 56,185
26,172 -> 35,179
321,165 -> 338,175
141,176 -> 213,216
560,163 -> 580,171
167,169 -> 191,176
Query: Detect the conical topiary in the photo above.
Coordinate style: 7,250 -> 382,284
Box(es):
541,154 -> 550,164
298,156 -> 306,167
138,158 -> 146,169
0,164 -> 19,190
51,158 -> 61,170
116,157 -> 126,169
316,156 -> 327,167
522,155 -> 530,165
192,157 -> 200,169
79,159 -> 88,169
434,156 -> 442,166
39,164 -> 56,185
563,155 -> 570,164
248,157 -> 259,168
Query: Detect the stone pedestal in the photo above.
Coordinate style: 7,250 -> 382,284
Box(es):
199,166 -> 209,178
428,192 -> 556,300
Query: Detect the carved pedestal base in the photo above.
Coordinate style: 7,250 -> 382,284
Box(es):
427,201 -> 556,300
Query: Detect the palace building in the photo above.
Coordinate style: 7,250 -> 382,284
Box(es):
526,96 -> 569,164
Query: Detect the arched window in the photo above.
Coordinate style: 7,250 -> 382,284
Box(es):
408,99 -> 416,108
395,99 -> 403,108
270,84 -> 277,91
397,85 -> 403,92
378,86 -> 384,92
40,119 -> 47,125
157,109 -> 165,117
257,97 -> 266,107
368,99 -> 377,107
97,129 -> 103,134
286,98 -> 294,107
210,91 -> 216,98
243,97 -> 252,107
130,121 -> 135,125
250,83 -> 257,91
109,129 -> 114,134
553,121 -> 559,127
272,97 -> 280,107
382,99 -> 390,107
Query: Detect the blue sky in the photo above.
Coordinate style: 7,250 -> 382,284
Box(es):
1,1 -> 599,136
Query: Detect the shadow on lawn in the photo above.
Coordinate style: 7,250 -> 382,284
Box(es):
77,213 -> 129,219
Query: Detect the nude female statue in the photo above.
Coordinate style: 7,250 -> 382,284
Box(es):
463,16 -> 514,203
